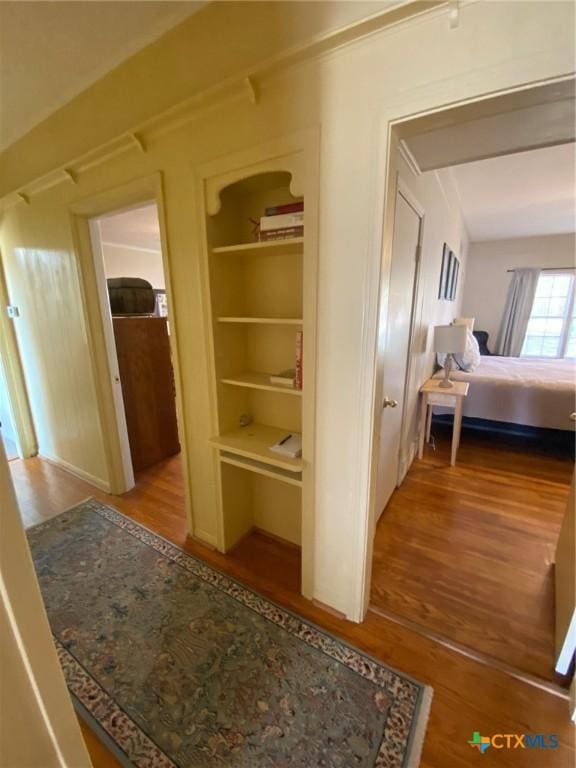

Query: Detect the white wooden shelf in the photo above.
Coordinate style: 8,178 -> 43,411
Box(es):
217,317 -> 303,325
219,452 -> 302,487
210,423 -> 303,473
212,238 -> 304,257
221,371 -> 302,395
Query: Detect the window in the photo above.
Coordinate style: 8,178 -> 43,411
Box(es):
521,273 -> 576,358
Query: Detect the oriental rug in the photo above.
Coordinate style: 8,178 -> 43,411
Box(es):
27,499 -> 432,767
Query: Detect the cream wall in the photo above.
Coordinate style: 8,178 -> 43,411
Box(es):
101,242 -> 165,289
0,1 -> 574,617
461,233 -> 576,346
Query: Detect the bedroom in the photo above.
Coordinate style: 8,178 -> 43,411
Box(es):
371,123 -> 575,693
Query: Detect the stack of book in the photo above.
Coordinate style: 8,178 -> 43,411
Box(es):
259,201 -> 303,241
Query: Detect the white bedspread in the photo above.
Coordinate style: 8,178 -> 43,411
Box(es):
433,356 -> 576,430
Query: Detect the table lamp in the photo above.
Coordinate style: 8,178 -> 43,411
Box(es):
433,324 -> 467,388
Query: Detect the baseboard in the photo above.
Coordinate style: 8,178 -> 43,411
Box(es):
39,453 -> 111,493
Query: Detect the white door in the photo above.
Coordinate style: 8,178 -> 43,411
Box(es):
376,190 -> 421,516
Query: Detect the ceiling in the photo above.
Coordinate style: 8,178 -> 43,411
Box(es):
0,1 -> 206,151
443,143 -> 576,241
99,204 -> 161,252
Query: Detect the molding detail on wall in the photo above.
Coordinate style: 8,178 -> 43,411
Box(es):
0,0 -> 446,210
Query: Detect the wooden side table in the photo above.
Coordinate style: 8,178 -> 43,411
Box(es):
418,378 -> 469,466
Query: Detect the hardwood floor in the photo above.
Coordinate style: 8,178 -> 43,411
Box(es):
371,425 -> 573,686
10,450 -> 576,768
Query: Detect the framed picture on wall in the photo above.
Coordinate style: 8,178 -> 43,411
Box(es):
438,243 -> 450,299
449,256 -> 460,300
439,243 -> 459,301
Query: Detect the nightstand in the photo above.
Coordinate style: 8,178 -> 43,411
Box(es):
418,378 -> 469,466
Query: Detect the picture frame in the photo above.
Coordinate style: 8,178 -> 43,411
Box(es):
438,244 -> 459,301
438,243 -> 450,299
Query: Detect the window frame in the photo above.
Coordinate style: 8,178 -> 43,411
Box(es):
521,270 -> 576,359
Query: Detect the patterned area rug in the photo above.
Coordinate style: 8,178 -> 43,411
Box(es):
27,499 -> 432,767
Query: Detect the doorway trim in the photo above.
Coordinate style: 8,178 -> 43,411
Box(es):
0,255 -> 36,458
353,73 -> 575,622
394,177 -> 425,485
69,173 -> 194,530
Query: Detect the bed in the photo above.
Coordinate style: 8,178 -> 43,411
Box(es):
432,356 -> 576,431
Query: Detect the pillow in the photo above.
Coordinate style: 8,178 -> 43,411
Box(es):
436,329 -> 480,372
454,329 -> 480,372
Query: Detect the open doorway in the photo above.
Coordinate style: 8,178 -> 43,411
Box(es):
91,203 -> 182,486
369,80 -> 575,689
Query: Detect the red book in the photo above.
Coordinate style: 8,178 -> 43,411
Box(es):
295,331 -> 303,390
264,202 -> 304,216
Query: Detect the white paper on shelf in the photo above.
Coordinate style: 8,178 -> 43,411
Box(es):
269,433 -> 302,458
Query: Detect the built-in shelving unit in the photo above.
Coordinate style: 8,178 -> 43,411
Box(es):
196,118 -> 323,605
203,166 -> 308,556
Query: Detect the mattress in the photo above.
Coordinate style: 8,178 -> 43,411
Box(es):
432,356 -> 576,431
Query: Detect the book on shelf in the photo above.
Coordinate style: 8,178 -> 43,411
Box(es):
265,202 -> 304,216
270,369 -> 296,387
260,211 -> 304,232
259,226 -> 303,242
295,331 -> 303,390
269,433 -> 302,459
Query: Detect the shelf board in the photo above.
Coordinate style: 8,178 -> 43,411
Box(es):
210,423 -> 303,473
217,317 -> 303,325
219,452 -> 302,487
212,238 -> 304,256
221,371 -> 302,396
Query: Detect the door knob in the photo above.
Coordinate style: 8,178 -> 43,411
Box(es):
570,413 -> 576,422
383,397 -> 398,409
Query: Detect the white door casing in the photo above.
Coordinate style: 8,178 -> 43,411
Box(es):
555,473 -> 575,676
375,186 -> 422,517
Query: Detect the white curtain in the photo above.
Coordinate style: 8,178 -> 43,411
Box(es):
495,268 -> 541,356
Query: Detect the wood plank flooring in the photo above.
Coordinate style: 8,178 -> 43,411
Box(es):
371,425 -> 573,686
10,449 -> 576,768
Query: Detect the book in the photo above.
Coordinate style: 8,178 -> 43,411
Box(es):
295,331 -> 303,390
260,212 -> 304,232
265,202 -> 304,216
259,226 -> 303,242
269,433 -> 302,459
270,368 -> 295,387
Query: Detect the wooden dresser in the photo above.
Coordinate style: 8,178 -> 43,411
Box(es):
112,316 -> 180,472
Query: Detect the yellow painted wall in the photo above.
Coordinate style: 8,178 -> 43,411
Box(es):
1,192 -> 108,485
0,445 -> 92,767
0,1 -> 573,616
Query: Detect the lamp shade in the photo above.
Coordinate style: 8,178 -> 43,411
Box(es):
433,324 -> 467,353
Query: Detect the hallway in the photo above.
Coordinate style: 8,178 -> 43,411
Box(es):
9,452 -> 575,767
